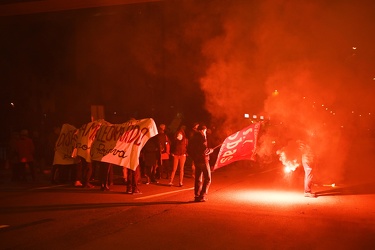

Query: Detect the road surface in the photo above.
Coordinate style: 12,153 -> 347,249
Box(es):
0,162 -> 374,249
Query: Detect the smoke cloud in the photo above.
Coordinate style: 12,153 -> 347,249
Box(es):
198,0 -> 375,183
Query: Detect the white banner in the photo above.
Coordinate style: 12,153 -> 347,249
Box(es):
90,118 -> 158,170
74,119 -> 109,163
53,123 -> 79,165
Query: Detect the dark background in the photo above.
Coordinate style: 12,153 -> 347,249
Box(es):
1,0 -> 375,183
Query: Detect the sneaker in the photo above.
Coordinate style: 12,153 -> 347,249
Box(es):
74,181 -> 83,187
168,182 -> 173,186
83,183 -> 95,188
304,192 -> 317,198
194,196 -> 207,202
179,183 -> 183,187
199,197 -> 207,202
101,186 -> 110,191
132,189 -> 142,194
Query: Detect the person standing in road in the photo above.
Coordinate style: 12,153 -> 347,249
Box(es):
169,126 -> 188,187
12,129 -> 36,181
188,124 -> 212,202
98,161 -> 112,191
156,124 -> 170,179
142,135 -> 160,184
188,122 -> 199,179
126,167 -> 141,194
298,140 -> 316,198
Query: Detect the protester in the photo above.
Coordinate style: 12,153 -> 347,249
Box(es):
9,131 -> 20,182
73,160 -> 83,187
142,135 -> 160,184
98,161 -> 112,191
11,129 -> 36,181
156,124 -> 170,179
298,140 -> 316,198
188,124 -> 213,202
169,126 -> 188,187
126,167 -> 141,194
188,122 -> 199,178
79,156 -> 94,188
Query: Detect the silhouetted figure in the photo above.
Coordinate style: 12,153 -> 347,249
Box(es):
98,161 -> 112,191
126,167 -> 141,194
188,125 -> 213,202
142,135 -> 160,184
156,124 -> 170,179
12,129 -> 36,181
298,140 -> 316,198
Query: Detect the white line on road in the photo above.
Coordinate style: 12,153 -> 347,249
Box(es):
135,187 -> 194,200
31,184 -> 69,190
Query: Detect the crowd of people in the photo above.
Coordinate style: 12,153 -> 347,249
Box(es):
51,122 -> 213,201
3,120 -> 316,200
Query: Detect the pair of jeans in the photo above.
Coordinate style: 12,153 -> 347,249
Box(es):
194,160 -> 211,198
170,154 -> 186,184
302,155 -> 313,193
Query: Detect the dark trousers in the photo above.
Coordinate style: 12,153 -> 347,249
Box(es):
99,162 -> 112,190
13,162 -> 35,181
145,163 -> 158,183
194,160 -> 211,198
158,159 -> 170,179
82,161 -> 92,186
127,168 -> 139,192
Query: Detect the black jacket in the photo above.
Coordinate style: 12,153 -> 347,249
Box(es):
187,131 -> 208,164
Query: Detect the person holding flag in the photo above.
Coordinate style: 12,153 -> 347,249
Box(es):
188,124 -> 213,202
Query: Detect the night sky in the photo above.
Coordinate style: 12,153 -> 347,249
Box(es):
1,0 -> 375,182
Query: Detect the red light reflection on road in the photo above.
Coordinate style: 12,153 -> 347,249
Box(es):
230,189 -> 318,205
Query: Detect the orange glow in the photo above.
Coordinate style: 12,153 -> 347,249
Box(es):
230,190 -> 319,205
322,183 -> 336,187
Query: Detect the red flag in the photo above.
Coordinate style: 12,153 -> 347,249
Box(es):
213,122 -> 261,170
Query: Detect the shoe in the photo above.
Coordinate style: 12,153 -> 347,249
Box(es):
304,192 -> 317,198
168,182 -> 173,186
74,181 -> 83,187
83,183 -> 95,188
132,189 -> 142,194
194,196 -> 207,202
199,197 -> 207,202
179,183 -> 183,187
100,186 -> 110,191
145,182 -> 150,185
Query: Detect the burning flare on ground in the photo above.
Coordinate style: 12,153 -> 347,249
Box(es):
277,150 -> 300,173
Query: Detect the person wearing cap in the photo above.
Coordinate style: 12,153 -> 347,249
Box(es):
187,124 -> 213,202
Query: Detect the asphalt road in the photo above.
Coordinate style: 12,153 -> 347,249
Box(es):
0,162 -> 374,250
